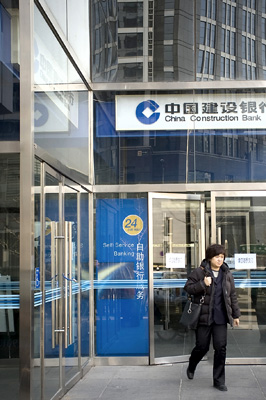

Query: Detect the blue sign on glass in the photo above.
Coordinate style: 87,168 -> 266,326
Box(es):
96,198 -> 149,356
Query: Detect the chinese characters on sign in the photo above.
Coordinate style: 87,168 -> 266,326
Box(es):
122,214 -> 146,300
167,100 -> 264,121
135,243 -> 145,299
235,253 -> 257,270
116,94 -> 266,131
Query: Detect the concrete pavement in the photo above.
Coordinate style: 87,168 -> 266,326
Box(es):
61,361 -> 266,400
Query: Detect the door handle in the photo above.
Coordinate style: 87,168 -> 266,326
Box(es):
64,221 -> 74,348
68,222 -> 73,346
51,221 -> 55,348
51,221 -> 61,348
64,221 -> 69,348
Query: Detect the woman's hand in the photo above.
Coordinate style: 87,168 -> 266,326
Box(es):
204,276 -> 212,287
233,318 -> 240,327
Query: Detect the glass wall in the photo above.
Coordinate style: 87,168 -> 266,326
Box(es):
0,153 -> 20,399
34,90 -> 89,181
0,2 -> 19,140
94,90 -> 266,184
33,159 -> 41,400
91,0 -> 266,83
91,0 -> 118,82
40,0 -> 90,75
34,4 -> 83,85
34,5 -> 90,182
94,194 -> 149,356
0,1 -> 20,398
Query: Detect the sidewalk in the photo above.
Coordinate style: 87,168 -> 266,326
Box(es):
62,362 -> 266,400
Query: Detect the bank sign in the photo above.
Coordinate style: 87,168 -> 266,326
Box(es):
115,94 -> 266,131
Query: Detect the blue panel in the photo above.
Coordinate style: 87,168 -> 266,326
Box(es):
95,198 -> 149,356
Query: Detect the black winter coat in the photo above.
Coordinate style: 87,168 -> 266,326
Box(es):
184,260 -> 241,327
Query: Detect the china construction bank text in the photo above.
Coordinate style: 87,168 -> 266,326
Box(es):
164,115 -> 240,122
165,114 -> 262,123
190,115 -> 239,122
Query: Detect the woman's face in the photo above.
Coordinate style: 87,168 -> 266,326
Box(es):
210,253 -> 224,270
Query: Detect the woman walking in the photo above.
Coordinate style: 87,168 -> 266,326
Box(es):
184,244 -> 240,391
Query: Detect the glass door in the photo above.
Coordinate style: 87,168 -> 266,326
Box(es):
43,166 -> 63,400
149,193 -> 205,364
42,165 -> 81,400
209,191 -> 266,363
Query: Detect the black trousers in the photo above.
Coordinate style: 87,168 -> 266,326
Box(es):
188,323 -> 227,386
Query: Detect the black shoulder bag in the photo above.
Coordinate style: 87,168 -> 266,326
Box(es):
179,293 -> 206,330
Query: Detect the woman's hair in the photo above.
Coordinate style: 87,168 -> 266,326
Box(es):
206,244 -> 226,260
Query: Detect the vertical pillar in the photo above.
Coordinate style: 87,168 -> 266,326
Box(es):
19,0 -> 34,399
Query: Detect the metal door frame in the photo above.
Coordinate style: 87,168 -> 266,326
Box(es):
41,163 -> 64,400
40,163 -> 83,399
210,190 -> 266,365
148,192 -> 205,365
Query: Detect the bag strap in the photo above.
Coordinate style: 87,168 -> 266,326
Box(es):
199,293 -> 205,304
188,290 -> 206,304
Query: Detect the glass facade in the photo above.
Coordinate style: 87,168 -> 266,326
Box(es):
34,5 -> 83,85
94,90 -> 266,184
34,90 -> 89,180
34,159 -> 41,400
43,0 -> 90,74
0,153 -> 20,399
91,0 -> 266,83
0,1 -> 20,398
34,5 -> 90,182
0,3 -> 19,140
2,0 -> 266,398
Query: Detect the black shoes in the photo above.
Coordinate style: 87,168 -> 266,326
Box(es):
186,367 -> 194,380
214,384 -> 228,391
186,367 -> 227,391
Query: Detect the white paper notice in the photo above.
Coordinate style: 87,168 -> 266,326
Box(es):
166,253 -> 185,269
234,253 -> 257,269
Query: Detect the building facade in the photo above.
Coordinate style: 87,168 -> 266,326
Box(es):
1,0 -> 266,399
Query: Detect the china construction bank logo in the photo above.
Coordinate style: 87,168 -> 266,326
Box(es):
136,100 -> 160,125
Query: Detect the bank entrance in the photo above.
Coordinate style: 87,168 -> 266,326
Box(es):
149,192 -> 266,365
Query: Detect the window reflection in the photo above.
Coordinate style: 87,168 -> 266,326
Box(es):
118,33 -> 143,57
91,1 -> 266,82
0,3 -> 19,140
117,63 -> 143,81
94,90 -> 266,184
34,91 -> 89,180
34,5 -> 82,84
118,2 -> 143,28
0,153 -> 20,398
